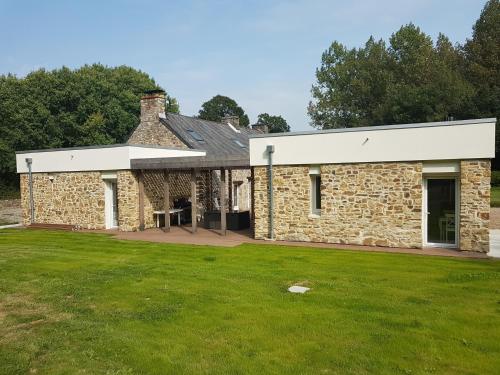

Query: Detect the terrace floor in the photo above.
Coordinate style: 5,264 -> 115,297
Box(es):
110,226 -> 488,259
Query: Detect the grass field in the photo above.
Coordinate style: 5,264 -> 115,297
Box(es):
0,229 -> 500,374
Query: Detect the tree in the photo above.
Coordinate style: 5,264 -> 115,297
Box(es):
0,64 -> 178,189
386,24 -> 473,124
308,24 -> 473,129
198,95 -> 250,127
255,113 -> 290,133
463,0 -> 499,117
463,0 -> 500,166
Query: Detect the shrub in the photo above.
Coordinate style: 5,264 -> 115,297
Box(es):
492,171 -> 500,187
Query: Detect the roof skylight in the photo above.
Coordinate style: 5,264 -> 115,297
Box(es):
187,129 -> 204,142
233,139 -> 246,148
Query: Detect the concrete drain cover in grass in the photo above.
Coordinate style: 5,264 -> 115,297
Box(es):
288,285 -> 310,294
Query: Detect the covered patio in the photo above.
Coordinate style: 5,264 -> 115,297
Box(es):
131,155 -> 254,237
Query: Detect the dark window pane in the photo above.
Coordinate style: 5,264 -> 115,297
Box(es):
315,176 -> 321,209
427,178 -> 455,244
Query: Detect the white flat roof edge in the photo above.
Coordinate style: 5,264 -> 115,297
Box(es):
250,156 -> 492,167
16,143 -> 203,154
249,118 -> 497,139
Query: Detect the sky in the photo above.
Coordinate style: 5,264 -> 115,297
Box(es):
0,0 -> 487,131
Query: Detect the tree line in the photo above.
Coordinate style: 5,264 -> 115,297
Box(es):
0,68 -> 289,191
308,0 -> 499,165
0,64 -> 179,189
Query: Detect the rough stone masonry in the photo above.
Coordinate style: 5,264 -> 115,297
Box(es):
254,160 -> 490,252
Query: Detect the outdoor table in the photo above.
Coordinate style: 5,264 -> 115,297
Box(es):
153,208 -> 183,227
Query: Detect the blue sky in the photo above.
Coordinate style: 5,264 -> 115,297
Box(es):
0,0 -> 486,131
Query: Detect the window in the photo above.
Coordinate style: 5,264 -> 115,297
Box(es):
187,129 -> 204,142
233,139 -> 246,148
233,182 -> 240,210
311,175 -> 321,215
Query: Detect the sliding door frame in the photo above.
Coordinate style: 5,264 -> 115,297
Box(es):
422,175 -> 460,248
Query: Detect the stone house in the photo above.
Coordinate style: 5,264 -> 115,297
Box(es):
249,118 -> 495,253
17,90 -> 256,233
15,90 -> 495,253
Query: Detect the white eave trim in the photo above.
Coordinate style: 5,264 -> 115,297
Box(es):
16,144 -> 206,173
250,118 -> 496,166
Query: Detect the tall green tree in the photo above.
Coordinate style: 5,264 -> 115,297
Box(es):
463,0 -> 500,166
308,24 -> 473,129
0,64 -> 178,188
463,0 -> 500,118
198,95 -> 250,127
255,113 -> 290,133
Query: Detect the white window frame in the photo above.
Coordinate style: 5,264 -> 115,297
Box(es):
422,175 -> 460,248
102,172 -> 118,229
309,166 -> 321,217
232,182 -> 240,211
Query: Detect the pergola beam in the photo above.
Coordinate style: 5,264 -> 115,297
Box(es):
228,169 -> 233,213
191,169 -> 198,233
163,170 -> 170,232
138,170 -> 145,231
220,168 -> 227,236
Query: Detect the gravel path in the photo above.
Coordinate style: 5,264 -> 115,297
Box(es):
490,207 -> 500,230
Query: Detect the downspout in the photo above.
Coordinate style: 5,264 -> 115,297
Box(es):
266,145 -> 275,240
25,158 -> 34,224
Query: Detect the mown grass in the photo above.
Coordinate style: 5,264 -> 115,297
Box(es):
0,229 -> 500,374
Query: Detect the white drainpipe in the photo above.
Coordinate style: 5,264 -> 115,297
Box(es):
26,158 -> 34,224
266,145 -> 275,240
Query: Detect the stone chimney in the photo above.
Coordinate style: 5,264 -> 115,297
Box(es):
251,123 -> 269,133
140,89 -> 166,123
128,89 -> 186,148
221,115 -> 240,128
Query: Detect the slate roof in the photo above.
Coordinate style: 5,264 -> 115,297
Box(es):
131,113 -> 256,170
160,113 -> 255,161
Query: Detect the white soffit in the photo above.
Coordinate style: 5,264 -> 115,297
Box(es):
16,145 -> 206,173
309,166 -> 321,175
249,119 -> 496,166
101,171 -> 118,180
422,161 -> 460,174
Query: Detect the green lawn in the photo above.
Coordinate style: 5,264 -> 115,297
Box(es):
491,186 -> 500,207
0,230 -> 500,374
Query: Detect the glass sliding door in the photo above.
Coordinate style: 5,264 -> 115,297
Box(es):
425,178 -> 457,246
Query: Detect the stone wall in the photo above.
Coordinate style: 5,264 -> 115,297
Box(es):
117,170 -> 140,231
254,162 -> 423,248
459,160 -> 490,252
20,172 -> 106,229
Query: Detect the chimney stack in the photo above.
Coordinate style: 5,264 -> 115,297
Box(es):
221,115 -> 240,128
141,89 -> 166,123
251,123 -> 269,133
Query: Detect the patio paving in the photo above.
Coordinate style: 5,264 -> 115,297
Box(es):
111,226 -> 489,259
489,229 -> 500,258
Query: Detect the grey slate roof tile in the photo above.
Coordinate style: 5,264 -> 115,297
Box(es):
160,113 -> 255,161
